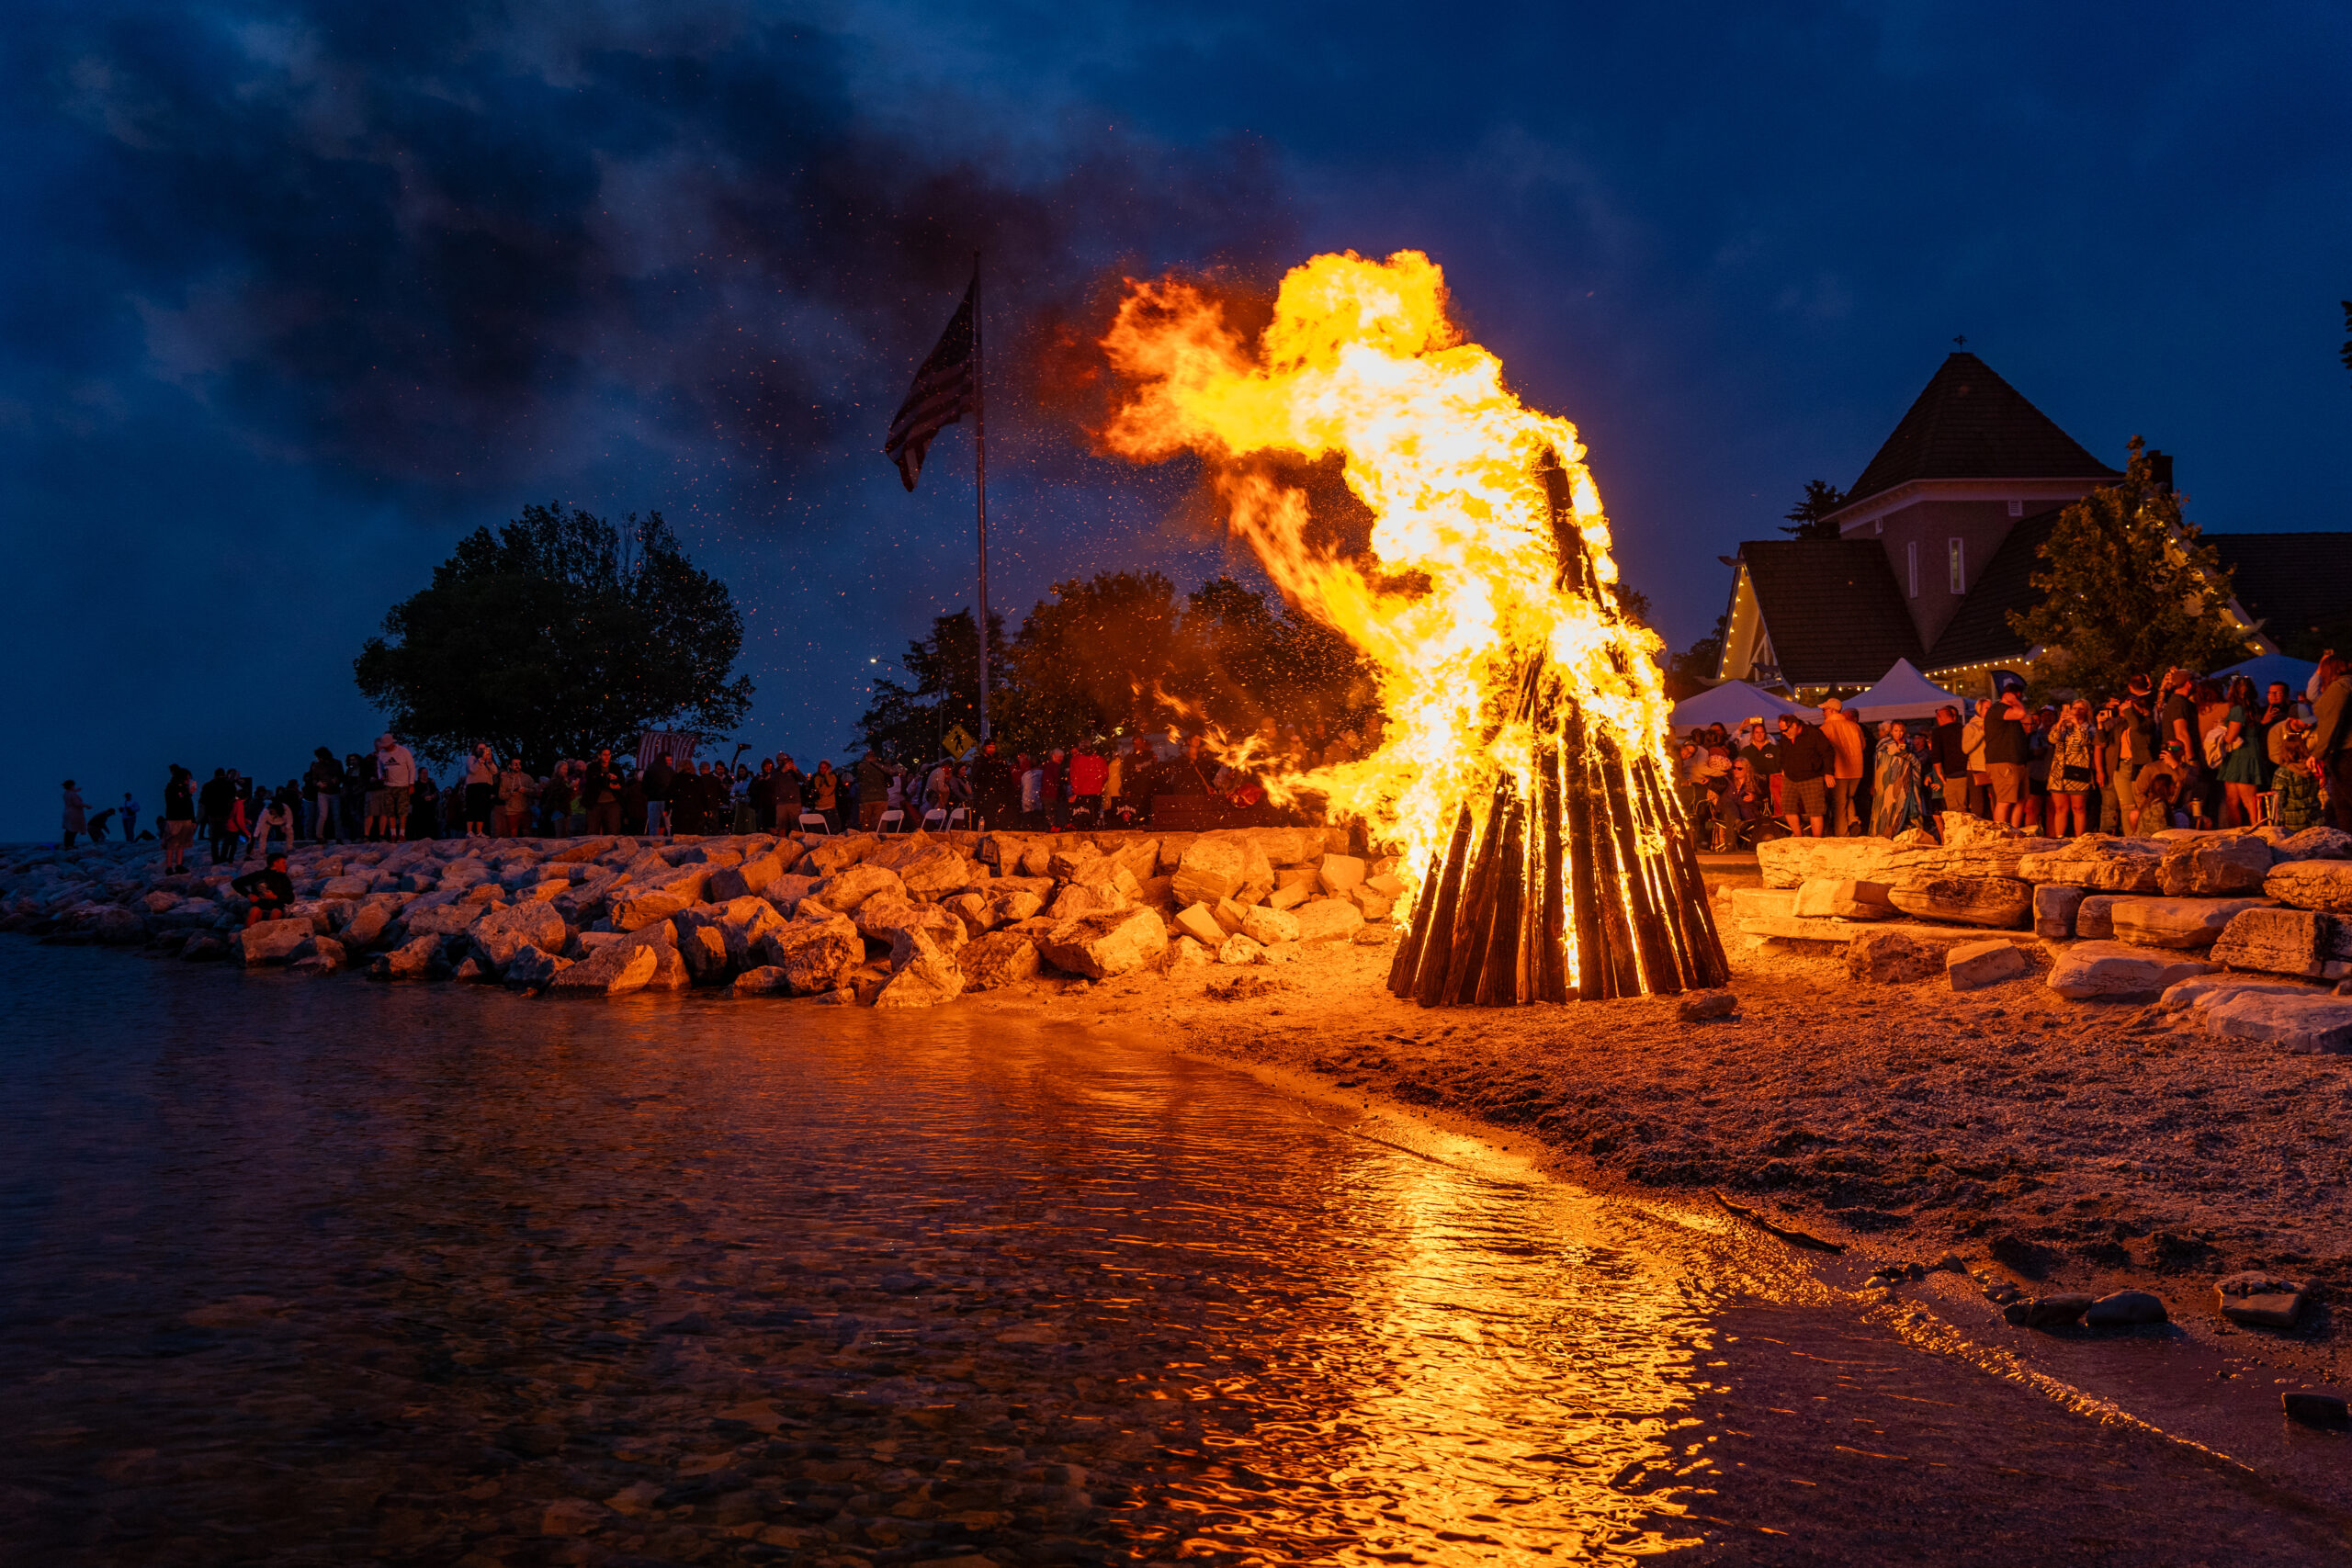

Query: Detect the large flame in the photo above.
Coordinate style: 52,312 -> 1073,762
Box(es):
1101,249 -> 1674,914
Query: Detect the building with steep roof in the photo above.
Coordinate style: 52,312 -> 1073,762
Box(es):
1713,352 -> 2343,700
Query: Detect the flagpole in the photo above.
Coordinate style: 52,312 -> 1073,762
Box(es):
972,251 -> 991,742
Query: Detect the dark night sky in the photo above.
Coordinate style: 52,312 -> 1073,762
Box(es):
6,1 -> 2348,834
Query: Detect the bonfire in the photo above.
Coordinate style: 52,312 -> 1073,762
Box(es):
1102,250 -> 1725,1003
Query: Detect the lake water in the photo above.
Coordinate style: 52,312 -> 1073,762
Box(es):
1,942 -> 2342,1565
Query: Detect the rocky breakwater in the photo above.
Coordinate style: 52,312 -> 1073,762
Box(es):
0,824 -> 1404,1010
1742,819 -> 2352,1025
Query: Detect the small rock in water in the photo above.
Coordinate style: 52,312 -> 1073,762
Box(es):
2085,1289 -> 2168,1327
1678,990 -> 1737,1021
2002,1292 -> 2093,1329
2282,1389 -> 2351,1427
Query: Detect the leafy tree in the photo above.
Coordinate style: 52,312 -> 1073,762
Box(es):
355,503 -> 752,768
1778,479 -> 1848,539
1000,571 -> 1184,749
854,607 -> 1006,761
1174,578 -> 1371,738
2007,438 -> 2255,702
1664,613 -> 1727,701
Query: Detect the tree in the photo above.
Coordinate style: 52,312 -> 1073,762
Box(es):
355,503 -> 752,768
2340,299 -> 2352,384
1778,479 -> 1848,539
1173,577 -> 1372,739
853,607 -> 1006,761
1000,570 -> 1184,749
2007,438 -> 2255,702
1664,614 -> 1727,701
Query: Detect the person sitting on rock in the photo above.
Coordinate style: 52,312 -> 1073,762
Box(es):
2271,731 -> 2324,833
232,854 -> 295,925
2132,772 -> 2179,837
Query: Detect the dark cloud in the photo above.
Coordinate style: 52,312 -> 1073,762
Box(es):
20,2 -> 1295,491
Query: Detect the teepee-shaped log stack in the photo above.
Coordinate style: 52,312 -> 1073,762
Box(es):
1385,451 -> 1728,1005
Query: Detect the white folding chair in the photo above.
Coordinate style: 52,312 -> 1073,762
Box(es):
944,807 -> 971,829
876,809 -> 905,835
921,807 -> 948,831
797,811 -> 831,835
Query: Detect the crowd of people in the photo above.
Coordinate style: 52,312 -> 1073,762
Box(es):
59,721 -> 1374,866
1677,655 -> 2352,847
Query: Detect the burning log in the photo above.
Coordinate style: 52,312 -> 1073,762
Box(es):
1392,448 -> 1725,1008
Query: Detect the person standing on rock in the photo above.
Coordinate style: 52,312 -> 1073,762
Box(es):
580,750 -> 622,837
367,734 -> 416,841
496,756 -> 532,836
641,750 -> 675,837
2308,652 -> 2351,831
2046,699 -> 2097,838
1868,721 -> 1928,839
304,748 -> 343,843
1068,741 -> 1107,828
119,790 -> 140,842
60,780 -> 87,849
1979,688 -> 2030,828
1818,699 -> 1865,836
1960,700 -> 1988,817
810,760 -> 841,831
2215,675 -> 2266,829
1927,705 -> 1969,824
462,744 -> 498,837
251,791 -> 297,862
1775,713 -> 1831,839
969,740 -> 1012,830
2271,731 -> 2324,833
198,767 -> 233,863
162,766 -> 196,874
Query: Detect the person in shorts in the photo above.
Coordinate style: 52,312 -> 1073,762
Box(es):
1775,713 -> 1833,838
1980,687 -> 2031,826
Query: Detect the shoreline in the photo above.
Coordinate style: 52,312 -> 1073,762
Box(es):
10,823 -> 2352,1413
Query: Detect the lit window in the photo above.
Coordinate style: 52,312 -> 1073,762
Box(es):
1906,540 -> 1918,598
2007,500 -> 2024,518
1948,537 -> 1966,594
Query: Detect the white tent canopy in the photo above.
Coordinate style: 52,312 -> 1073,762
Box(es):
1671,680 -> 1823,734
2213,653 -> 2321,702
1846,659 -> 1962,723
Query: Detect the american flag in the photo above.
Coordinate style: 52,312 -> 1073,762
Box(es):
637,731 -> 697,773
882,279 -> 977,491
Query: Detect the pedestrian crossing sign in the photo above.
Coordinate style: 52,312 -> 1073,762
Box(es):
943,724 -> 978,760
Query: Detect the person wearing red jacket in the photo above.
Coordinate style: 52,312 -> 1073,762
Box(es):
1068,743 -> 1108,825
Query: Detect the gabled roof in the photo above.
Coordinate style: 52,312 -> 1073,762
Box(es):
1923,507 -> 2059,672
1842,353 -> 2119,511
2208,533 -> 2352,656
1738,539 -> 1923,687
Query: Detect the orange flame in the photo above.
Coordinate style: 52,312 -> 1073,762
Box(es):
1101,249 -> 1673,908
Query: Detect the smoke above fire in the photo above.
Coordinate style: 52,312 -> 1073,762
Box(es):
1098,249 -> 1679,925
26,2 -> 1295,499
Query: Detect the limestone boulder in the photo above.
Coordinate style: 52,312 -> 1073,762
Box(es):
2076,894 -> 2120,941
1948,939 -> 2028,991
1047,882 -> 1127,923
288,934 -> 346,974
2159,834 -> 2274,897
1756,836 -> 1894,889
1795,877 -> 1895,919
2109,896 -> 2274,950
1268,881 -> 1313,912
1292,897 -> 1367,945
2033,884 -> 2085,940
895,845 -> 974,897
1166,934 -> 1215,970
875,929 -> 965,1009
1884,875 -> 2032,929
989,888 -> 1046,927
368,933 -> 443,981
235,919 -> 312,966
608,886 -> 693,932
854,893 -> 964,950
1217,933 -> 1265,965
1317,854 -> 1368,896
707,851 -> 786,903
1173,904 -> 1225,946
321,874 -> 372,900
2216,1272 -> 2307,1328
819,863 -> 905,915
1172,835 -> 1262,906
2046,941 -> 2217,1000
1038,907 -> 1169,979
944,891 -> 996,937
801,836 -> 868,877
1108,838 -> 1161,883
1351,887 -> 1394,921
503,944 -> 571,989
1240,905 -> 1301,946
680,923 -> 731,984
760,917 -> 865,995
1844,926 -> 2037,984
2211,907 -> 2334,978
730,965 -> 795,997
547,941 -> 659,997
2018,839 -> 2165,893
2266,860 -> 2352,916
644,944 -> 690,990
2198,987 -> 2352,1053
92,906 -> 148,944
469,900 -> 568,973
2274,826 -> 2352,862
961,931 -> 1042,990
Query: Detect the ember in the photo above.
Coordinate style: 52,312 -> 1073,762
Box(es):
1102,250 -> 1725,1000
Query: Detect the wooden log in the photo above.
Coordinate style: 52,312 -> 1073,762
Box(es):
1538,455 -> 1589,597
1410,804 -> 1476,1007
1635,756 -> 1730,987
1587,785 -> 1642,998
1599,737 -> 1683,994
1439,787 -> 1511,1006
1476,799 -> 1526,1006
1536,738 -> 1569,1002
1629,757 -> 1706,988
1386,848 -> 1445,998
1560,701 -> 1607,1000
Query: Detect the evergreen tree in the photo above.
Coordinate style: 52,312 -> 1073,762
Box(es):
354,503 -> 752,767
1664,614 -> 1727,700
1778,479 -> 1848,539
2007,438 -> 2255,702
